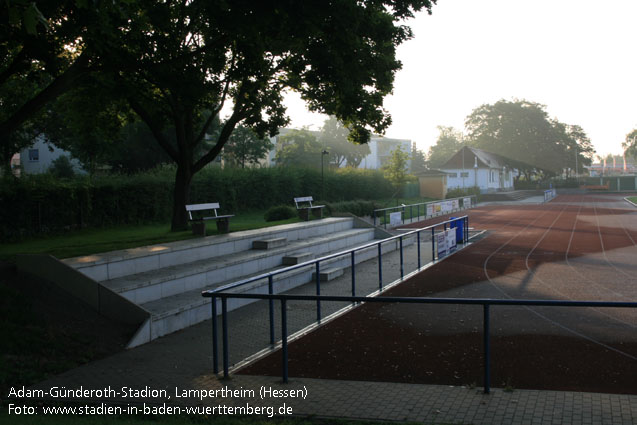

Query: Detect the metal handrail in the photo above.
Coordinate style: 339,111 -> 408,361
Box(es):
372,195 -> 477,228
203,291 -> 637,394
206,215 -> 469,295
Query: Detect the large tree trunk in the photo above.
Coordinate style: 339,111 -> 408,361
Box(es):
171,162 -> 194,231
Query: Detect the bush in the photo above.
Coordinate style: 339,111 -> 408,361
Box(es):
325,200 -> 379,217
49,156 -> 75,179
264,205 -> 297,222
0,166 -> 395,241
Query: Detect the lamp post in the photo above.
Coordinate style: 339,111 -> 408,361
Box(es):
321,149 -> 329,201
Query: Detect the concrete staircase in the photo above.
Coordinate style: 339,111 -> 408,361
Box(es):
52,217 -> 396,348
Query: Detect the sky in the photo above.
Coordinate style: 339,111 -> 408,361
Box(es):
283,0 -> 637,158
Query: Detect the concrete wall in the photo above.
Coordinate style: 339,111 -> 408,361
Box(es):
445,167 -> 514,193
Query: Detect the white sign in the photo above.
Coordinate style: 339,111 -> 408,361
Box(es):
451,199 -> 460,210
389,211 -> 402,227
426,203 -> 434,217
446,228 -> 457,252
436,231 -> 447,257
463,197 -> 472,208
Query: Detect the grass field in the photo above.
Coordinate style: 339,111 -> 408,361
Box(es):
0,197 -> 434,262
0,212 -> 300,261
628,196 -> 637,204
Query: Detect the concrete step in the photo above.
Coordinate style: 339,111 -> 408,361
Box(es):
64,217 -> 356,282
313,267 -> 344,282
136,235 -> 413,344
100,228 -> 376,305
252,237 -> 287,250
282,252 -> 313,265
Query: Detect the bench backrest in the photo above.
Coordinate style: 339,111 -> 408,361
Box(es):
186,203 -> 220,220
294,196 -> 314,209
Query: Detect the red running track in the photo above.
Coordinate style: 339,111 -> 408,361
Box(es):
239,194 -> 637,394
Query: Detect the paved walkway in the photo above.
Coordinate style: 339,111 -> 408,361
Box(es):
14,200 -> 637,424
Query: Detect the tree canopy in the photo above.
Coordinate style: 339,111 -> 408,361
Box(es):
426,126 -> 464,169
3,0 -> 437,229
623,129 -> 637,158
319,117 -> 371,168
464,99 -> 594,177
274,129 -> 323,169
223,126 -> 273,169
382,145 -> 411,194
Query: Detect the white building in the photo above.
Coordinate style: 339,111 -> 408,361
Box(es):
359,136 -> 411,170
19,135 -> 84,174
440,146 -> 516,193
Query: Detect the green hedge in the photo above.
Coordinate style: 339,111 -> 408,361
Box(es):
0,166 -> 394,241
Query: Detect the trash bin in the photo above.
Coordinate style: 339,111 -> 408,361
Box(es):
450,217 -> 464,243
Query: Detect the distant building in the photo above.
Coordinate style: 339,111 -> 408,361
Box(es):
586,160 -> 636,177
440,146 -> 518,193
19,135 -> 84,175
414,169 -> 448,199
264,128 -> 412,170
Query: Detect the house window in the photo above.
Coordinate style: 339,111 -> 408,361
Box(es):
489,170 -> 495,182
28,149 -> 39,161
460,172 -> 469,178
448,172 -> 457,178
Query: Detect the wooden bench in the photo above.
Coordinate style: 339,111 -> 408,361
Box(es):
185,203 -> 234,236
294,196 -> 325,221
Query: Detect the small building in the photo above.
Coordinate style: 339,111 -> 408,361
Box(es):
19,135 -> 84,175
440,146 -> 518,193
415,169 -> 448,199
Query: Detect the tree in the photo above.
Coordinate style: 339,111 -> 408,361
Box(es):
0,1 -> 129,145
410,142 -> 427,174
3,1 -> 437,229
382,145 -> 411,196
319,116 -> 370,168
274,129 -> 323,168
223,126 -> 273,168
0,76 -> 44,175
40,75 -> 129,175
465,99 -> 573,177
108,0 -> 436,230
623,129 -> 637,158
552,122 -> 595,177
427,126 -> 463,169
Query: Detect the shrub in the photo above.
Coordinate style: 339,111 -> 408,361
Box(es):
0,166 -> 395,241
264,205 -> 297,222
49,156 -> 75,179
325,200 -> 379,217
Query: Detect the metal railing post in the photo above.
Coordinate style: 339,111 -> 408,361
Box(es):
399,236 -> 404,279
268,275 -> 275,345
211,296 -> 218,374
373,210 -> 376,227
417,230 -> 421,269
281,298 -> 289,384
351,251 -> 356,299
222,297 -> 229,379
378,243 -> 383,291
315,262 -> 321,323
483,304 -> 491,394
431,227 -> 435,261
